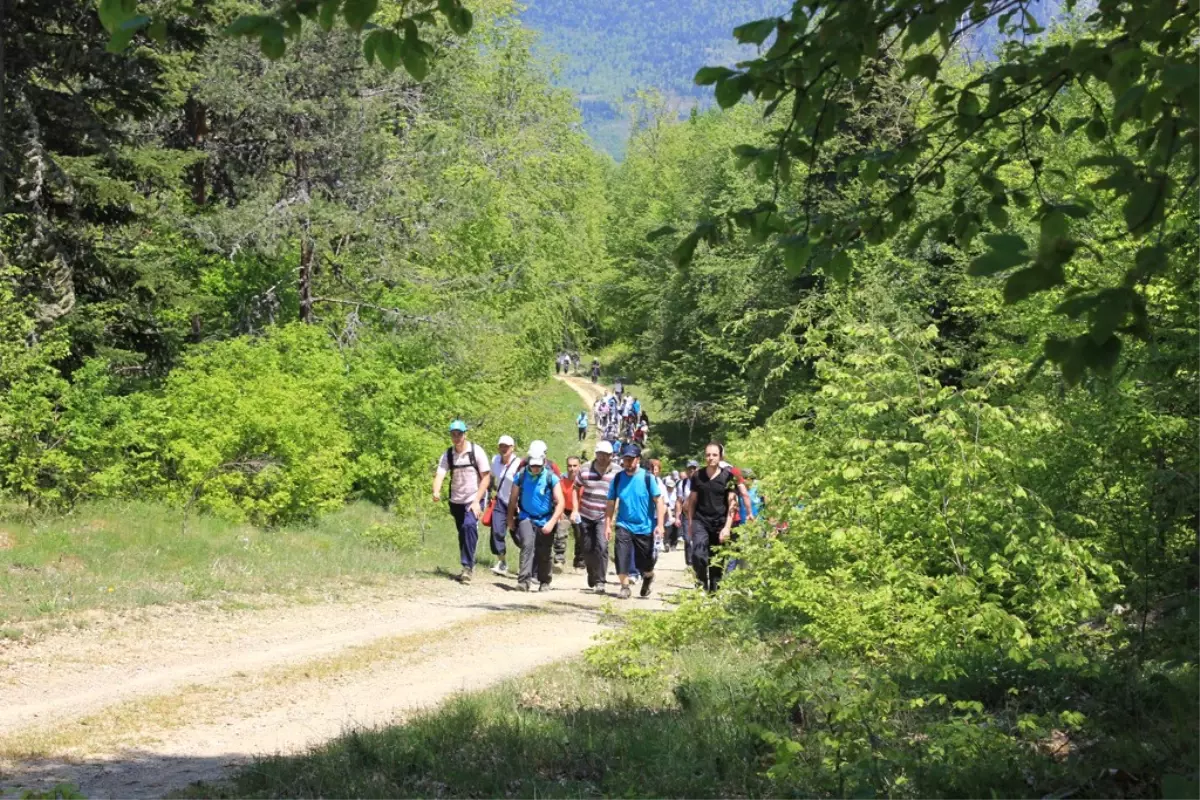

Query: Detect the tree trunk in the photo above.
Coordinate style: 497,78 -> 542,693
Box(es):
185,94 -> 207,206
295,148 -> 314,325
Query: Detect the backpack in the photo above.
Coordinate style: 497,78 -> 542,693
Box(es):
612,469 -> 656,524
444,445 -> 481,479
514,466 -> 559,517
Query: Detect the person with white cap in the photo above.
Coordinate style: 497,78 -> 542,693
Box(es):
432,419 -> 490,583
506,440 -> 565,592
487,435 -> 520,576
575,439 -> 619,593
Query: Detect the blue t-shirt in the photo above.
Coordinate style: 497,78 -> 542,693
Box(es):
607,467 -> 661,535
577,412 -> 588,428
517,468 -> 560,527
737,485 -> 763,525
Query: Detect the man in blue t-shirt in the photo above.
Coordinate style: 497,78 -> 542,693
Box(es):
506,442 -> 565,592
605,443 -> 664,600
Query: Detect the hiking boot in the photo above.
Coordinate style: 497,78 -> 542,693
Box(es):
618,585 -> 631,600
490,561 -> 508,576
552,562 -> 564,574
538,582 -> 551,592
459,569 -> 473,584
593,584 -> 606,595
639,572 -> 654,598
518,581 -> 531,592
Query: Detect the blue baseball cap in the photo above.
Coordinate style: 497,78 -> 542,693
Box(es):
448,419 -> 468,433
619,443 -> 641,458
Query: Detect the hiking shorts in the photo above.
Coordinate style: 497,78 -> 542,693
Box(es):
614,526 -> 656,576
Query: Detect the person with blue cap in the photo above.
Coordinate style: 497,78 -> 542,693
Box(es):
432,419 -> 490,583
605,442 -> 664,600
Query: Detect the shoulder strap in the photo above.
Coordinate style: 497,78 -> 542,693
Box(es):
645,473 -> 656,520
467,445 -> 480,478
445,447 -> 453,468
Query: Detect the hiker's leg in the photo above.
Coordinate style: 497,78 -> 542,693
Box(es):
535,525 -> 554,585
490,499 -> 508,559
581,519 -> 602,587
553,518 -> 569,564
460,508 -> 478,571
572,519 -> 585,569
691,520 -> 712,590
614,526 -> 635,584
514,519 -> 537,586
449,503 -> 470,569
634,534 -> 656,576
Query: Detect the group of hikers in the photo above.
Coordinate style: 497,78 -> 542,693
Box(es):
555,351 -> 603,383
432,396 -> 764,598
577,388 -> 649,445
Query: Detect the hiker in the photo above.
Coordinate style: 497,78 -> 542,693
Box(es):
678,460 -> 698,566
576,410 -> 589,442
613,377 -> 625,400
605,443 -> 665,600
631,396 -> 641,421
590,358 -> 600,383
571,352 -> 581,374
633,421 -> 647,446
662,476 -> 680,551
506,442 -> 565,592
576,440 -> 619,593
560,456 -> 585,570
487,434 -> 521,577
727,467 -> 765,574
432,420 -> 491,583
682,443 -> 739,593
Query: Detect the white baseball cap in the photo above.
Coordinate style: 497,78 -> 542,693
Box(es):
594,440 -> 613,454
497,435 -> 515,447
528,440 -> 548,458
527,455 -> 546,466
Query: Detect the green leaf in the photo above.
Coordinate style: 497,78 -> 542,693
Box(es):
1085,117 -> 1107,143
902,53 -> 940,82
905,13 -> 938,49
448,7 -> 473,34
147,17 -> 167,43
780,234 -> 811,275
375,30 -> 403,71
733,18 -> 778,46
957,90 -> 980,117
318,0 -> 338,32
105,26 -> 137,52
1038,210 -> 1069,253
343,0 -> 378,30
362,28 -> 383,65
968,233 -> 1030,276
646,225 -> 677,242
826,250 -> 852,283
225,14 -> 272,36
401,41 -> 430,80
259,25 -> 286,59
715,75 -> 748,109
695,66 -> 736,86
1123,179 -> 1164,234
97,0 -> 137,32
987,202 -> 1009,229
1004,262 -> 1065,303
1133,244 -> 1166,279
860,160 -> 880,186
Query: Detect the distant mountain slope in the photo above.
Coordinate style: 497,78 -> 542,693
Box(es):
519,0 -> 787,157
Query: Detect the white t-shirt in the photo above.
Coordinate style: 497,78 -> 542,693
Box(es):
490,454 -> 520,504
662,487 -> 678,525
436,443 -> 490,504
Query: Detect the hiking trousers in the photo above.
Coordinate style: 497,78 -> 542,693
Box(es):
553,518 -> 572,564
514,518 -> 554,587
448,503 -> 479,570
578,517 -> 609,587
690,518 -> 726,592
489,498 -> 509,559
680,516 -> 693,566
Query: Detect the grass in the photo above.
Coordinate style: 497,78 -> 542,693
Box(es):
0,378 -> 587,628
174,641 -> 781,799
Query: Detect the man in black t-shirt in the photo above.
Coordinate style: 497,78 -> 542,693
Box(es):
682,442 -> 740,592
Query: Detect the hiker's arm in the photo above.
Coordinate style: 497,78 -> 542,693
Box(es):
432,462 -> 446,503
654,494 -> 665,539
737,482 -> 754,521
545,482 -> 565,534
507,482 -> 520,530
573,483 -> 584,522
605,499 -> 616,538
683,492 -> 696,524
720,489 -> 737,542
471,467 -> 489,516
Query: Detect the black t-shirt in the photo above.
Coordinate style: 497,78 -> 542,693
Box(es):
691,467 -> 737,530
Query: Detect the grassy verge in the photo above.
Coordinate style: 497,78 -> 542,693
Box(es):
176,641 -> 780,799
0,379 -> 587,629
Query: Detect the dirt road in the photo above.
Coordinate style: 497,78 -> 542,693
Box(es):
0,377 -> 688,798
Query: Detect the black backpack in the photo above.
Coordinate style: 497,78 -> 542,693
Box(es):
444,445 -> 482,479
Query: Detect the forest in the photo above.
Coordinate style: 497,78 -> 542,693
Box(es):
1,0 -> 1197,796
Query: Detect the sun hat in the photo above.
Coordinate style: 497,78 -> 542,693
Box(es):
527,455 -> 546,467
528,440 -> 548,458
594,440 -> 614,455
449,419 -> 468,433
664,476 -> 676,489
497,435 -> 515,446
